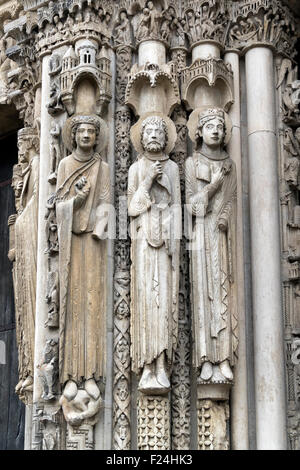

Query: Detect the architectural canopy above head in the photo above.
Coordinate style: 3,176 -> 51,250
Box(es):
181,57 -> 234,112
62,113 -> 108,154
130,111 -> 177,155
125,62 -> 180,117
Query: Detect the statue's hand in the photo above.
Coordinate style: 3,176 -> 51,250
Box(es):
16,180 -> 23,196
149,161 -> 163,180
211,166 -> 224,186
74,177 -> 90,210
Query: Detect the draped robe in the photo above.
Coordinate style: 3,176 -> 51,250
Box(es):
185,152 -> 238,369
128,155 -> 181,374
14,156 -> 39,385
56,153 -> 110,385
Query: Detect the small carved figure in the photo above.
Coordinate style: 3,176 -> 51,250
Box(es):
136,8 -> 151,41
45,193 -> 59,255
47,54 -> 64,116
146,0 -> 161,37
186,108 -> 237,383
60,379 -> 102,426
48,123 -> 61,185
128,115 -> 181,395
38,339 -> 59,401
45,270 -> 59,327
114,11 -> 131,46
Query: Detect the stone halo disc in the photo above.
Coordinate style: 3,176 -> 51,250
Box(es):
130,111 -> 177,155
187,106 -> 233,146
62,114 -> 108,154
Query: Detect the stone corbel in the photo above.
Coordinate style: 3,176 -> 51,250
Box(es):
181,56 -> 234,112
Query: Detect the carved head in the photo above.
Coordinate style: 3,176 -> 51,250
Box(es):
17,128 -> 39,163
141,116 -> 168,153
295,127 -> 300,142
71,115 -> 101,151
147,1 -> 154,10
196,108 -> 226,148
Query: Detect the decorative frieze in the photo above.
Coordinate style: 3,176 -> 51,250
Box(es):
113,44 -> 132,451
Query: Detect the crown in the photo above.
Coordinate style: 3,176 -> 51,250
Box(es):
198,108 -> 225,123
17,127 -> 37,140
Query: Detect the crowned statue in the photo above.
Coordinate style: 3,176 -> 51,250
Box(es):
56,114 -> 110,424
185,107 -> 238,384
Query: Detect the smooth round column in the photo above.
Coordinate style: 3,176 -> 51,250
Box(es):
245,46 -> 287,449
225,51 -> 249,450
138,40 -> 166,66
192,42 -> 220,61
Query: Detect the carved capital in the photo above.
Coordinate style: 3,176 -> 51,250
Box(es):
227,0 -> 298,57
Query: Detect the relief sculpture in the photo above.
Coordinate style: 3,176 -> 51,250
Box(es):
128,114 -> 181,395
55,114 -> 110,424
10,127 -> 39,404
185,108 -> 238,384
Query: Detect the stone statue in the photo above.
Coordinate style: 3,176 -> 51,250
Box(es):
48,122 -> 61,185
38,339 -> 58,401
136,8 -> 151,41
56,114 -> 110,422
185,108 -> 238,383
114,10 -> 131,46
11,127 -> 39,404
128,115 -> 181,395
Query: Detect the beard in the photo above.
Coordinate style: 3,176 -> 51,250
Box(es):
144,141 -> 163,153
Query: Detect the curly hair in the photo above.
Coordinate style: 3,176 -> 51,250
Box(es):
71,115 -> 101,150
141,116 -> 168,151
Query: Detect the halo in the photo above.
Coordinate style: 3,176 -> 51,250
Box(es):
130,112 -> 177,155
187,106 -> 233,146
62,114 -> 108,154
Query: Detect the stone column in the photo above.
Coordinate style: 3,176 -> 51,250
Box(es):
138,40 -> 166,66
245,46 -> 287,450
192,43 -> 220,62
224,50 -> 249,450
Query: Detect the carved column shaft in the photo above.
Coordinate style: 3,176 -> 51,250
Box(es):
170,48 -> 191,450
113,45 -> 132,451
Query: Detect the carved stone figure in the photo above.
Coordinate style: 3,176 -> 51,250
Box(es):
48,122 -> 61,185
45,193 -> 59,256
146,0 -> 161,37
185,108 -> 237,383
56,114 -> 110,423
38,339 -> 58,401
47,54 -> 64,116
11,127 -> 39,404
136,8 -> 150,42
128,115 -> 181,395
114,11 -> 131,46
60,379 -> 102,427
